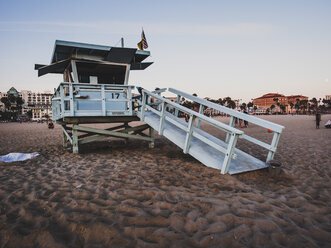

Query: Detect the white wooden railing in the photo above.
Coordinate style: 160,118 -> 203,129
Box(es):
137,88 -> 284,173
52,82 -> 134,120
168,88 -> 285,162
138,89 -> 244,174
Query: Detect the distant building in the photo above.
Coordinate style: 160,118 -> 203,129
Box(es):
253,93 -> 308,114
0,87 -> 52,120
326,95 -> 331,100
286,95 -> 308,104
253,93 -> 287,113
22,90 -> 52,120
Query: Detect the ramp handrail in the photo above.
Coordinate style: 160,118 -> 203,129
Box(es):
138,89 -> 243,174
168,88 -> 285,162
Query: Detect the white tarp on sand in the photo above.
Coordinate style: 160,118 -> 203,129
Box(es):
0,152 -> 39,163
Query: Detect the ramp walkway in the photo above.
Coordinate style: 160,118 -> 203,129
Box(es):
137,88 -> 284,174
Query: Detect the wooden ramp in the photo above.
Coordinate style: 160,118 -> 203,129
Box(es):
139,111 -> 266,175
137,88 -> 285,175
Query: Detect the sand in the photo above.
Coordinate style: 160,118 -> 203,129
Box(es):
0,114 -> 330,247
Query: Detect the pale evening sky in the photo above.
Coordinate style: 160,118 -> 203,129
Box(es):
0,0 -> 330,103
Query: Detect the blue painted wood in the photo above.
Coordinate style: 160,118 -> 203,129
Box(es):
141,111 -> 267,174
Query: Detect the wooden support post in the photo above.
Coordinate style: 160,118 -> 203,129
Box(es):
62,124 -> 68,148
159,102 -> 166,135
196,104 -> 204,128
124,122 -> 129,144
72,125 -> 79,154
225,116 -> 236,143
221,133 -> 239,174
69,84 -> 74,116
60,85 -> 64,117
101,85 -> 106,116
174,95 -> 181,117
183,115 -> 195,153
149,127 -> 155,148
141,93 -> 147,121
71,60 -> 79,83
127,87 -> 133,115
267,132 -> 280,161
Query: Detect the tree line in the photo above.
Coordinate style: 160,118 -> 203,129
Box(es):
180,94 -> 331,115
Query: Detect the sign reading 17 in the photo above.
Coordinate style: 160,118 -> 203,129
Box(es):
111,93 -> 121,99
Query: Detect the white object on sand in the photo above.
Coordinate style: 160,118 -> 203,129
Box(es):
0,152 -> 39,163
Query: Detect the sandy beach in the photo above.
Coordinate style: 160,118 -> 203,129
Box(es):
0,114 -> 330,247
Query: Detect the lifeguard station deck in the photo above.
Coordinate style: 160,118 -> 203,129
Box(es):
36,40 -> 284,175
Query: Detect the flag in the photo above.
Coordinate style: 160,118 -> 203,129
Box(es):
137,40 -> 144,50
137,29 -> 148,50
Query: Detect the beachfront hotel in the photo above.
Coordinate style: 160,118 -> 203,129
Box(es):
253,93 -> 308,114
0,87 -> 52,120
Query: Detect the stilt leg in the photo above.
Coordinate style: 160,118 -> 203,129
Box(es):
62,125 -> 68,148
72,125 -> 79,154
124,122 -> 129,144
149,127 -> 155,148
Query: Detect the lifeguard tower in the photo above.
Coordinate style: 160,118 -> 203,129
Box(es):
36,40 -> 285,175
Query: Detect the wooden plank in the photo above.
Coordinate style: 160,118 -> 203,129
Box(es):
146,105 -> 161,116
141,93 -> 147,121
101,85 -> 106,116
158,102 -> 166,135
267,132 -> 281,161
174,95 -> 181,117
221,133 -> 239,174
241,134 -> 274,152
61,125 -> 73,144
60,85 -> 64,118
164,115 -> 187,131
69,84 -> 74,116
225,116 -> 236,143
192,131 -> 227,155
73,125 -> 152,141
183,115 -> 195,153
71,60 -> 79,82
79,124 -> 126,139
79,134 -> 121,145
62,116 -> 139,124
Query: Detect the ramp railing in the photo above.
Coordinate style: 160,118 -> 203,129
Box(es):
138,89 -> 244,174
167,88 -> 285,162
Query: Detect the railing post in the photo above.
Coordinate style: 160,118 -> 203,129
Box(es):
196,104 -> 204,128
159,102 -> 166,135
267,132 -> 280,161
221,133 -> 239,174
174,95 -> 181,117
128,87 -> 133,115
183,115 -> 195,153
69,83 -> 74,116
225,116 -> 236,143
141,92 -> 147,121
60,84 -> 64,117
101,84 -> 106,116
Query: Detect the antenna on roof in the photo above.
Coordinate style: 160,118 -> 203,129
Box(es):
121,37 -> 124,48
